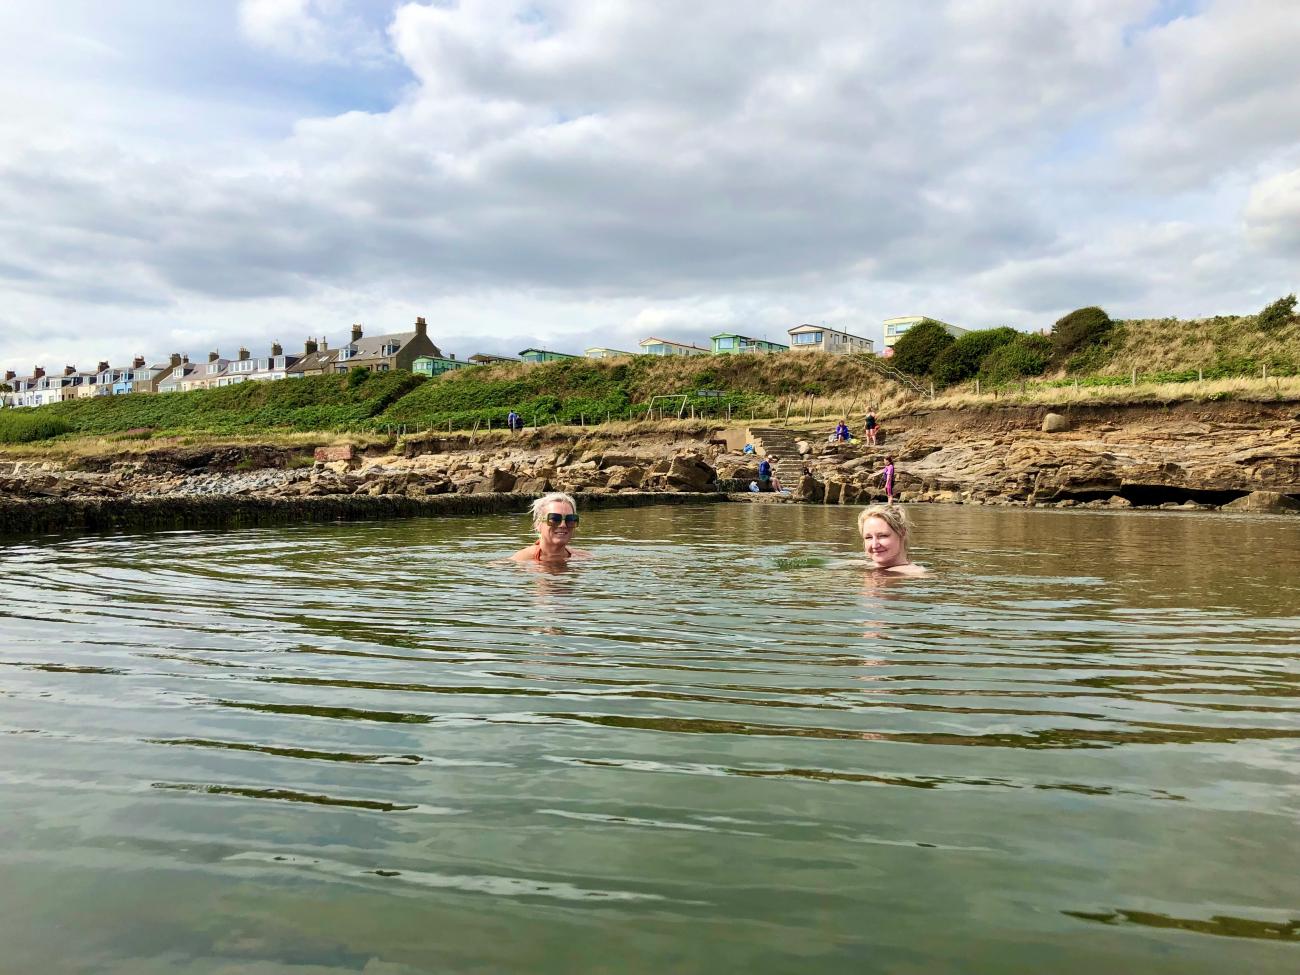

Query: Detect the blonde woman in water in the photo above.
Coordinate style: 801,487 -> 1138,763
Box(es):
858,504 -> 927,575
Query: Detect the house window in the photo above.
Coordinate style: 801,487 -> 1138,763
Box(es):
716,337 -> 734,349
792,332 -> 823,346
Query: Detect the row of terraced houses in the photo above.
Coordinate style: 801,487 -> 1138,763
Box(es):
3,315 -> 968,408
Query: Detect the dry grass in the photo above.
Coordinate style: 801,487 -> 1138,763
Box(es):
1093,315 -> 1300,375
929,375 -> 1300,410
0,429 -> 389,462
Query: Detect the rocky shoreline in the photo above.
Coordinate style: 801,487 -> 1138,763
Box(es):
1,400 -> 1297,535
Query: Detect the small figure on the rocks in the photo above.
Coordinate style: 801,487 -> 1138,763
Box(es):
864,408 -> 878,445
835,419 -> 851,442
873,456 -> 896,503
769,457 -> 783,493
507,410 -> 523,434
510,491 -> 591,564
859,504 -> 926,576
758,456 -> 774,491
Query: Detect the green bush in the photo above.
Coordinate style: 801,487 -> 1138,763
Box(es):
891,319 -> 955,376
1257,294 -> 1297,332
1051,306 -> 1113,360
0,411 -> 73,443
929,326 -> 1020,385
979,334 -> 1052,385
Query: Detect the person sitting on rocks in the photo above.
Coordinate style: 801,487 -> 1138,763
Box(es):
758,456 -> 774,491
510,491 -> 591,564
858,503 -> 926,576
835,419 -> 851,442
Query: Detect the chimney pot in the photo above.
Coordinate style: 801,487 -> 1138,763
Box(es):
239,347 -> 250,360
414,316 -> 428,336
351,323 -> 363,343
209,351 -> 219,363
271,342 -> 283,357
304,337 -> 318,354
170,353 -> 182,367
97,360 -> 110,373
132,355 -> 146,368
321,338 -> 329,350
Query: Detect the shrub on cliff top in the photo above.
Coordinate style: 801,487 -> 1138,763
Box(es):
1051,306 -> 1113,360
978,334 -> 1052,385
929,326 -> 1020,385
1257,293 -> 1297,332
891,319 -> 955,376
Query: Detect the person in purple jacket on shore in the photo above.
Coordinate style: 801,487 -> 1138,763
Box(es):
874,456 -> 896,503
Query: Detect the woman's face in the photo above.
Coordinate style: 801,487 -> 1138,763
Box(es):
536,500 -> 578,547
861,516 -> 905,568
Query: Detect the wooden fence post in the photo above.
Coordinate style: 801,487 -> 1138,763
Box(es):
1131,367 -> 1137,385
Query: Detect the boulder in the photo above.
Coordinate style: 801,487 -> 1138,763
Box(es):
1042,412 -> 1069,433
793,474 -> 824,503
665,453 -> 716,492
477,468 -> 517,493
314,444 -> 354,463
514,477 -> 552,495
1221,491 -> 1300,514
604,466 -> 644,490
795,440 -> 812,456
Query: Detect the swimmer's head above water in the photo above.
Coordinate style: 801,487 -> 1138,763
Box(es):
857,504 -> 925,575
511,491 -> 590,563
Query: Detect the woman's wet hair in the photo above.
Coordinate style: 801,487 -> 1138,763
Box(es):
530,491 -> 578,524
858,504 -> 911,554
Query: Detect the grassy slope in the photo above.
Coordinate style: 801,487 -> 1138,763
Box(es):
378,353 -> 906,428
1073,314 -> 1300,377
5,313 -> 1298,448
1,371 -> 424,442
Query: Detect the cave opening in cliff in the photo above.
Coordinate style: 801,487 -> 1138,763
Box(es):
1117,485 -> 1250,507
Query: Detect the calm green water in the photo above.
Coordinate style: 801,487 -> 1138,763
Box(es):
1,504 -> 1297,974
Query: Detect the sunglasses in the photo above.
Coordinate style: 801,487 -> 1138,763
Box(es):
542,513 -> 579,526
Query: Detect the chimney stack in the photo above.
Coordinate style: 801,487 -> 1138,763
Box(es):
132,355 -> 146,368
238,347 -> 250,360
414,316 -> 427,337
97,360 -> 109,373
170,353 -> 182,367
351,323 -> 363,343
182,354 -> 190,364
4,370 -> 14,382
321,338 -> 329,351
33,366 -> 46,380
64,365 -> 77,376
271,342 -> 283,357
304,337 -> 318,354
209,351 -> 220,363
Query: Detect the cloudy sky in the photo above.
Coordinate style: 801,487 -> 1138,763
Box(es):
1,0 -> 1298,373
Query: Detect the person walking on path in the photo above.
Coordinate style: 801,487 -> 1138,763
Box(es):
873,456 -> 896,503
864,409 -> 878,445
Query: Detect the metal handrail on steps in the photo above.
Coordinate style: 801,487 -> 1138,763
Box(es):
848,353 -> 931,398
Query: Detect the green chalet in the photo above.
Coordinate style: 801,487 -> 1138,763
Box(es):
413,354 -> 475,377
518,348 -> 578,364
709,332 -> 789,355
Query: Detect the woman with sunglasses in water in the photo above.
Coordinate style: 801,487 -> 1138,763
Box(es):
510,491 -> 592,564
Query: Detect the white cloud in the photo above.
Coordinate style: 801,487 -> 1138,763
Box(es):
1244,168 -> 1300,258
238,0 -> 389,63
1,0 -> 1299,374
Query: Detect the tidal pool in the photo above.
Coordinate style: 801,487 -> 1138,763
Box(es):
1,504 -> 1297,974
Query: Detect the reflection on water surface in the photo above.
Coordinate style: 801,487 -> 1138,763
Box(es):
1,504 -> 1298,974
